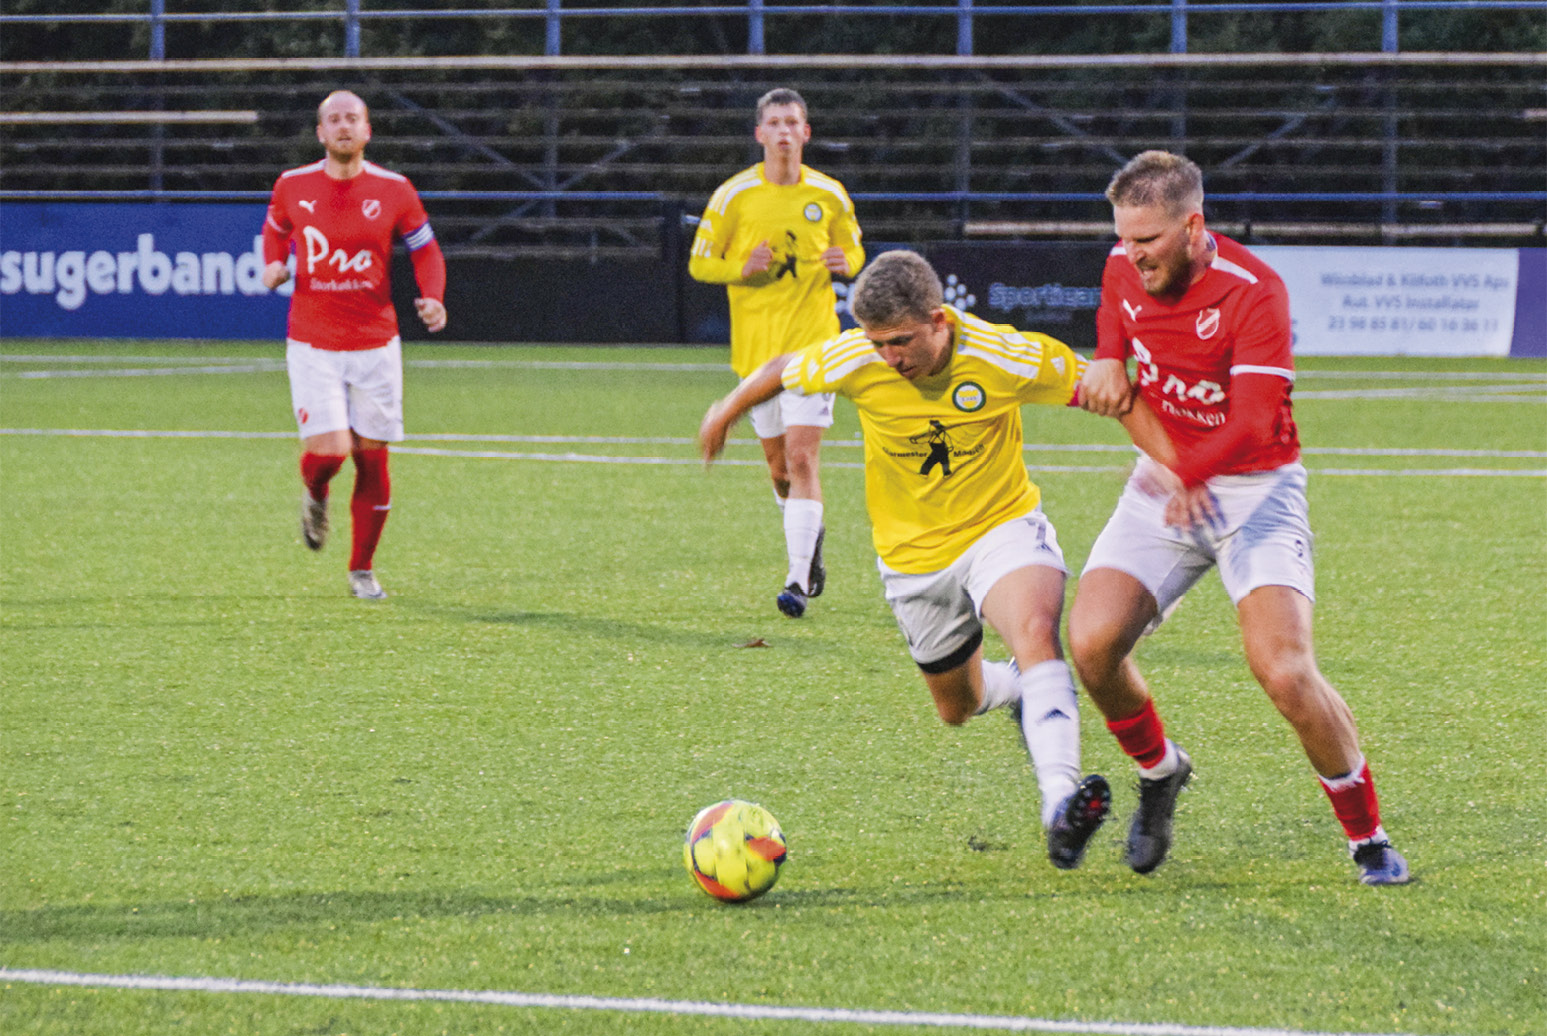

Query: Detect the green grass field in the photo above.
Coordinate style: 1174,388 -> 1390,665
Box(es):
2,341 -> 1544,1036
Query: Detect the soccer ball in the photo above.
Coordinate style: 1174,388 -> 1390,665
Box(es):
682,799 -> 787,902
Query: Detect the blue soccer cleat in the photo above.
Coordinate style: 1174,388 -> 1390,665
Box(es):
776,582 -> 808,618
1353,839 -> 1411,886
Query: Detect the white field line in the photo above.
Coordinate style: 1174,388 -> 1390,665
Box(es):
0,967 -> 1419,1036
1,428 -> 1542,474
3,354 -> 1543,379
2,354 -> 1544,399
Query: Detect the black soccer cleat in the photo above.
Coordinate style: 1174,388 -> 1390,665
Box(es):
807,526 -> 826,598
1352,839 -> 1412,886
1125,746 -> 1193,874
1047,774 -> 1112,870
776,582 -> 808,618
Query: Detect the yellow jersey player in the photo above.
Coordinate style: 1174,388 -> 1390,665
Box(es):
699,250 -> 1176,871
689,87 -> 865,619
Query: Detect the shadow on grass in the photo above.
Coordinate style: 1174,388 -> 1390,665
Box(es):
404,602 -> 855,654
0,872 -> 1293,952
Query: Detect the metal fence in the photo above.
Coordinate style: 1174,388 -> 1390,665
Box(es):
5,52 -> 1544,253
2,1 -> 1545,60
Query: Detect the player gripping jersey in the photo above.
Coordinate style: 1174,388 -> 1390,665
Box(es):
1071,150 -> 1409,887
1095,231 -> 1298,486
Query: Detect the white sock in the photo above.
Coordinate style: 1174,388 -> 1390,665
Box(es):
1137,741 -> 1179,780
1017,659 -> 1082,827
783,498 -> 824,592
773,490 -> 787,514
974,660 -> 1022,715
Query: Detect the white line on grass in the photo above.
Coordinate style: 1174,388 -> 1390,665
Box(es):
3,429 -> 1543,474
2,428 -> 1542,461
0,967 -> 1420,1036
5,354 -> 1543,380
7,361 -> 288,379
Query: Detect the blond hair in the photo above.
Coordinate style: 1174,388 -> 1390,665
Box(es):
1105,150 -> 1204,217
850,250 -> 943,327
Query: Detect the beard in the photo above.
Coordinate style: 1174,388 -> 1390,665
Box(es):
1136,251 -> 1190,298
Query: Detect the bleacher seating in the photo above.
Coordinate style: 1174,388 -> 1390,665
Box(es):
3,58 -> 1543,256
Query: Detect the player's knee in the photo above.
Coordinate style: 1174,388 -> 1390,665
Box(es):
1252,655 -> 1323,716
784,451 -> 819,484
1068,616 -> 1119,684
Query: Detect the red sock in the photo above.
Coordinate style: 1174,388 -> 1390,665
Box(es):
348,447 -> 391,571
300,451 -> 345,501
1319,758 -> 1383,842
1107,699 -> 1169,769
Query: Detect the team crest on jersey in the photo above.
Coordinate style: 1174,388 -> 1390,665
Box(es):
951,381 -> 986,413
362,199 -> 382,220
1196,307 -> 1221,339
803,202 -> 823,222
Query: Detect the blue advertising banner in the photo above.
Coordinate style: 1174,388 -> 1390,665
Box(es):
0,203 -> 287,339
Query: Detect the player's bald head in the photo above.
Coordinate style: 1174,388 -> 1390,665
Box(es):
317,90 -> 369,125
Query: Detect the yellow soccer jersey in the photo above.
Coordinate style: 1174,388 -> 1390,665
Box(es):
689,164 -> 864,377
782,305 -> 1088,573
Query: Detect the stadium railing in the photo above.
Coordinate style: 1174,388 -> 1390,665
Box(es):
2,1 -> 1545,59
4,51 -> 1542,254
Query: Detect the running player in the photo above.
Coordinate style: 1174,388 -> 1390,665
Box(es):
1070,150 -> 1410,885
700,250 -> 1175,870
261,90 -> 448,600
689,87 -> 865,619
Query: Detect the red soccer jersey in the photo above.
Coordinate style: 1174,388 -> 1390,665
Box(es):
1095,233 -> 1300,484
262,160 -> 440,351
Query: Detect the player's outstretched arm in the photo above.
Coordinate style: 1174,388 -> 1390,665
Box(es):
698,354 -> 793,465
1117,395 -> 1177,471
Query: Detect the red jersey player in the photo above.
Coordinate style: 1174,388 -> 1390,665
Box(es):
1069,150 -> 1409,885
261,90 -> 448,600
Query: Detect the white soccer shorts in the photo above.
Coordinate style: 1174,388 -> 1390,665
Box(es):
878,509 -> 1067,672
286,336 -> 405,443
748,388 -> 835,440
1082,458 -> 1316,625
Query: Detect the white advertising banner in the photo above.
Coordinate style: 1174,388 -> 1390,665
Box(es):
1253,245 -> 1520,356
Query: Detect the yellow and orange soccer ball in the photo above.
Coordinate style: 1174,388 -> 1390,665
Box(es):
682,799 -> 787,902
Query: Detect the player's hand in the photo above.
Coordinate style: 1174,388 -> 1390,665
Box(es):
416,297 -> 448,333
741,241 -> 773,279
820,246 -> 849,276
1079,357 -> 1133,418
697,398 -> 735,466
261,260 -> 291,290
1164,483 -> 1222,530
